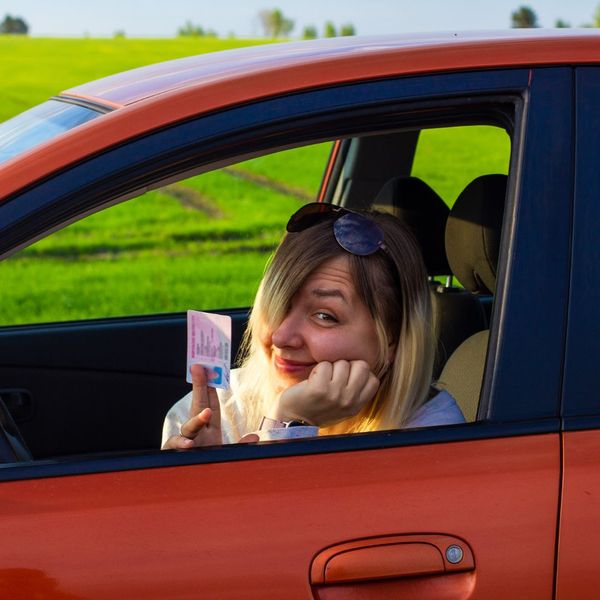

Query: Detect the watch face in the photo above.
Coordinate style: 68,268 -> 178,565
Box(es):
284,421 -> 307,428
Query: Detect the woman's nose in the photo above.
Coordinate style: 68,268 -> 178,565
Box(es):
271,313 -> 303,349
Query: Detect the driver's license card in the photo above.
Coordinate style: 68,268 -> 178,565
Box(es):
186,310 -> 231,389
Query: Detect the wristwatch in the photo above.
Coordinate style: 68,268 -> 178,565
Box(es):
259,416 -> 311,430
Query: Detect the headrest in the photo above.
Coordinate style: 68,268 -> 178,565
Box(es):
445,174 -> 507,294
374,176 -> 450,275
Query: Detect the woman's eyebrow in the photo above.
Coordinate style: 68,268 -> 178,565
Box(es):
311,288 -> 349,304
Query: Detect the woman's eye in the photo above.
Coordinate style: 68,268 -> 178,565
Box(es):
314,311 -> 338,323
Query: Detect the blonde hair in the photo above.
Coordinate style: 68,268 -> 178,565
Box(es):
236,210 -> 435,435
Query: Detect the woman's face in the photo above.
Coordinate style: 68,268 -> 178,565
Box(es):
264,255 -> 382,390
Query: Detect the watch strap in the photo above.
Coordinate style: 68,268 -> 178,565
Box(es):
259,416 -> 311,430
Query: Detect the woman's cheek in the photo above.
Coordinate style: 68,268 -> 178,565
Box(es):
314,330 -> 380,367
308,332 -> 350,364
258,328 -> 273,354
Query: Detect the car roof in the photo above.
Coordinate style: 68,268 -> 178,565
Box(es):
63,30 -> 600,108
2,30 -> 600,200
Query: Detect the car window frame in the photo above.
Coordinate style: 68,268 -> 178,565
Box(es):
0,66 -> 571,480
562,66 -> 600,427
482,66 -> 573,423
0,69 -> 525,258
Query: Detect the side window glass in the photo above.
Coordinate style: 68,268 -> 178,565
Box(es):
0,142 -> 332,325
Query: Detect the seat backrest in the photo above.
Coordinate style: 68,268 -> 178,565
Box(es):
373,176 -> 450,275
438,330 -> 489,422
373,175 -> 489,378
430,286 -> 487,377
436,174 -> 507,420
445,174 -> 507,296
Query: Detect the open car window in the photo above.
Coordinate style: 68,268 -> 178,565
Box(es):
0,111 -> 514,465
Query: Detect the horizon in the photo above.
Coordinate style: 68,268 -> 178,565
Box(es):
0,0 -> 598,38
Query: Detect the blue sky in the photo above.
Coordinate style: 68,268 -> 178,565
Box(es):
2,0 -> 598,37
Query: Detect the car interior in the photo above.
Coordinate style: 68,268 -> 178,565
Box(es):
0,108 -> 512,464
373,172 -> 506,421
320,122 -> 510,423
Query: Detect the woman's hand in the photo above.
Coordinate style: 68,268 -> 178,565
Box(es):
162,364 -> 223,449
274,360 -> 380,427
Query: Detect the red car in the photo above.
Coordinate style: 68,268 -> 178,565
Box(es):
0,31 -> 597,598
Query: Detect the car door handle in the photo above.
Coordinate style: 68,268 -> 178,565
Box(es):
310,534 -> 474,585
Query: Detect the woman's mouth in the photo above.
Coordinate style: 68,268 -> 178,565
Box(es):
273,355 -> 316,374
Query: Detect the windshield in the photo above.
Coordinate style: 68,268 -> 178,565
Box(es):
0,99 -> 103,165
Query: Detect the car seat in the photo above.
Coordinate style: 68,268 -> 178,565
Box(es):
374,175 -> 450,276
436,174 -> 507,421
373,176 -> 489,378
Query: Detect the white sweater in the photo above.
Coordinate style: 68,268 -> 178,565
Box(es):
162,369 -> 465,446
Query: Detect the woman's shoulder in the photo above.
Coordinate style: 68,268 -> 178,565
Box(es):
404,389 -> 466,429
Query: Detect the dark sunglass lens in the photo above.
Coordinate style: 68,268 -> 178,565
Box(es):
287,203 -> 338,232
333,213 -> 384,256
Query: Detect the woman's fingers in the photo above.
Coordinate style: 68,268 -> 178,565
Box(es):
189,364 -> 222,428
189,364 -> 210,417
309,361 -> 332,384
162,405 -> 223,449
161,435 -> 195,450
347,360 -> 376,394
331,360 -> 351,386
332,360 -> 377,415
357,370 -> 380,407
315,360 -> 373,396
163,367 -> 224,448
276,359 -> 379,427
327,360 -> 376,406
180,407 -> 212,439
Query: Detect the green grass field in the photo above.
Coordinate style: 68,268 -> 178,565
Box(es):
0,38 -> 510,325
0,37 -> 271,121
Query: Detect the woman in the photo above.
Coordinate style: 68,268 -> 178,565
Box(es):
162,203 -> 464,449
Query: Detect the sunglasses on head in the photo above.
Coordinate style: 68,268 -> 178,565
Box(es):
286,202 -> 387,257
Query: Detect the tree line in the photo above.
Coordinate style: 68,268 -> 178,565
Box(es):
161,5 -> 600,38
5,6 -> 600,39
0,14 -> 28,34
256,9 -> 355,38
511,4 -> 600,28
177,10 -> 356,39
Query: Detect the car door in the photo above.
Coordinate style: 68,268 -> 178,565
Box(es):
555,66 -> 600,600
0,67 -> 571,598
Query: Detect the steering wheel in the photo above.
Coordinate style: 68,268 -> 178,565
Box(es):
0,396 -> 32,462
